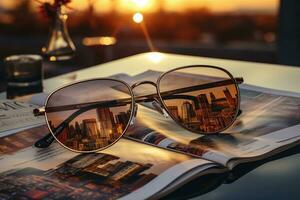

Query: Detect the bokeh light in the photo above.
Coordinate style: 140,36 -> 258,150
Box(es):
133,12 -> 144,23
82,37 -> 117,46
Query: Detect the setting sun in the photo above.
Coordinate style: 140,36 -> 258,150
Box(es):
133,12 -> 144,23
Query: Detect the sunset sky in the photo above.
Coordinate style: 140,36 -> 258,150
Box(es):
0,0 -> 279,14
67,0 -> 279,13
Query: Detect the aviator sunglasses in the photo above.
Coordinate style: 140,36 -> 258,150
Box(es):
33,65 -> 244,153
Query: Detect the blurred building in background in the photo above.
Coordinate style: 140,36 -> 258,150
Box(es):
278,0 -> 300,66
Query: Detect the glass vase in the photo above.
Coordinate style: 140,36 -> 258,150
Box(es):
42,6 -> 76,61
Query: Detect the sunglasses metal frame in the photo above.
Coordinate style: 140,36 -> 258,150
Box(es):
34,65 -> 243,153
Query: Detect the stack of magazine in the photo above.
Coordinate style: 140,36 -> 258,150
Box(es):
0,70 -> 300,200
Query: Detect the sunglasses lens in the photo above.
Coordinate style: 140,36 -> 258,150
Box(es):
45,79 -> 133,152
158,66 -> 239,134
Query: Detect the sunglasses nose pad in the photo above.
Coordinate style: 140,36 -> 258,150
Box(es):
130,104 -> 138,126
152,99 -> 170,119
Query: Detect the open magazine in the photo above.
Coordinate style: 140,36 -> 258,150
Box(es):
0,70 -> 300,199
0,99 -> 44,137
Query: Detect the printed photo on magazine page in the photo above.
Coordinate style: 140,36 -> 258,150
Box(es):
0,131 -> 220,200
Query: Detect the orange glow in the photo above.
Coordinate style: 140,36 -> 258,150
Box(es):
119,0 -> 156,12
133,12 -> 144,23
147,52 -> 164,63
67,0 -> 278,13
23,0 -> 279,14
131,0 -> 150,9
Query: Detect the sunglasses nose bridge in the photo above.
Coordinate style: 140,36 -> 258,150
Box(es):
130,81 -> 170,119
131,80 -> 157,90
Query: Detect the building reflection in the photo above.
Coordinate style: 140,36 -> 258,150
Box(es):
49,86 -> 237,150
50,108 -> 131,151
166,87 -> 237,132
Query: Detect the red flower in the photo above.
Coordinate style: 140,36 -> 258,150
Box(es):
37,0 -> 72,20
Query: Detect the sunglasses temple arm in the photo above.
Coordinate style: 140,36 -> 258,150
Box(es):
159,78 -> 243,97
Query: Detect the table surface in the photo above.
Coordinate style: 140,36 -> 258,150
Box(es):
9,53 -> 300,199
44,52 -> 300,94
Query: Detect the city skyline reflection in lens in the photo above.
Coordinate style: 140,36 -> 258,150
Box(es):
45,79 -> 133,152
159,66 -> 239,134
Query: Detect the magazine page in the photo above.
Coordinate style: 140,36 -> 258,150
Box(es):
113,70 -> 300,168
124,105 -> 232,166
0,125 -> 221,200
0,99 -> 45,137
222,84 -> 300,168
